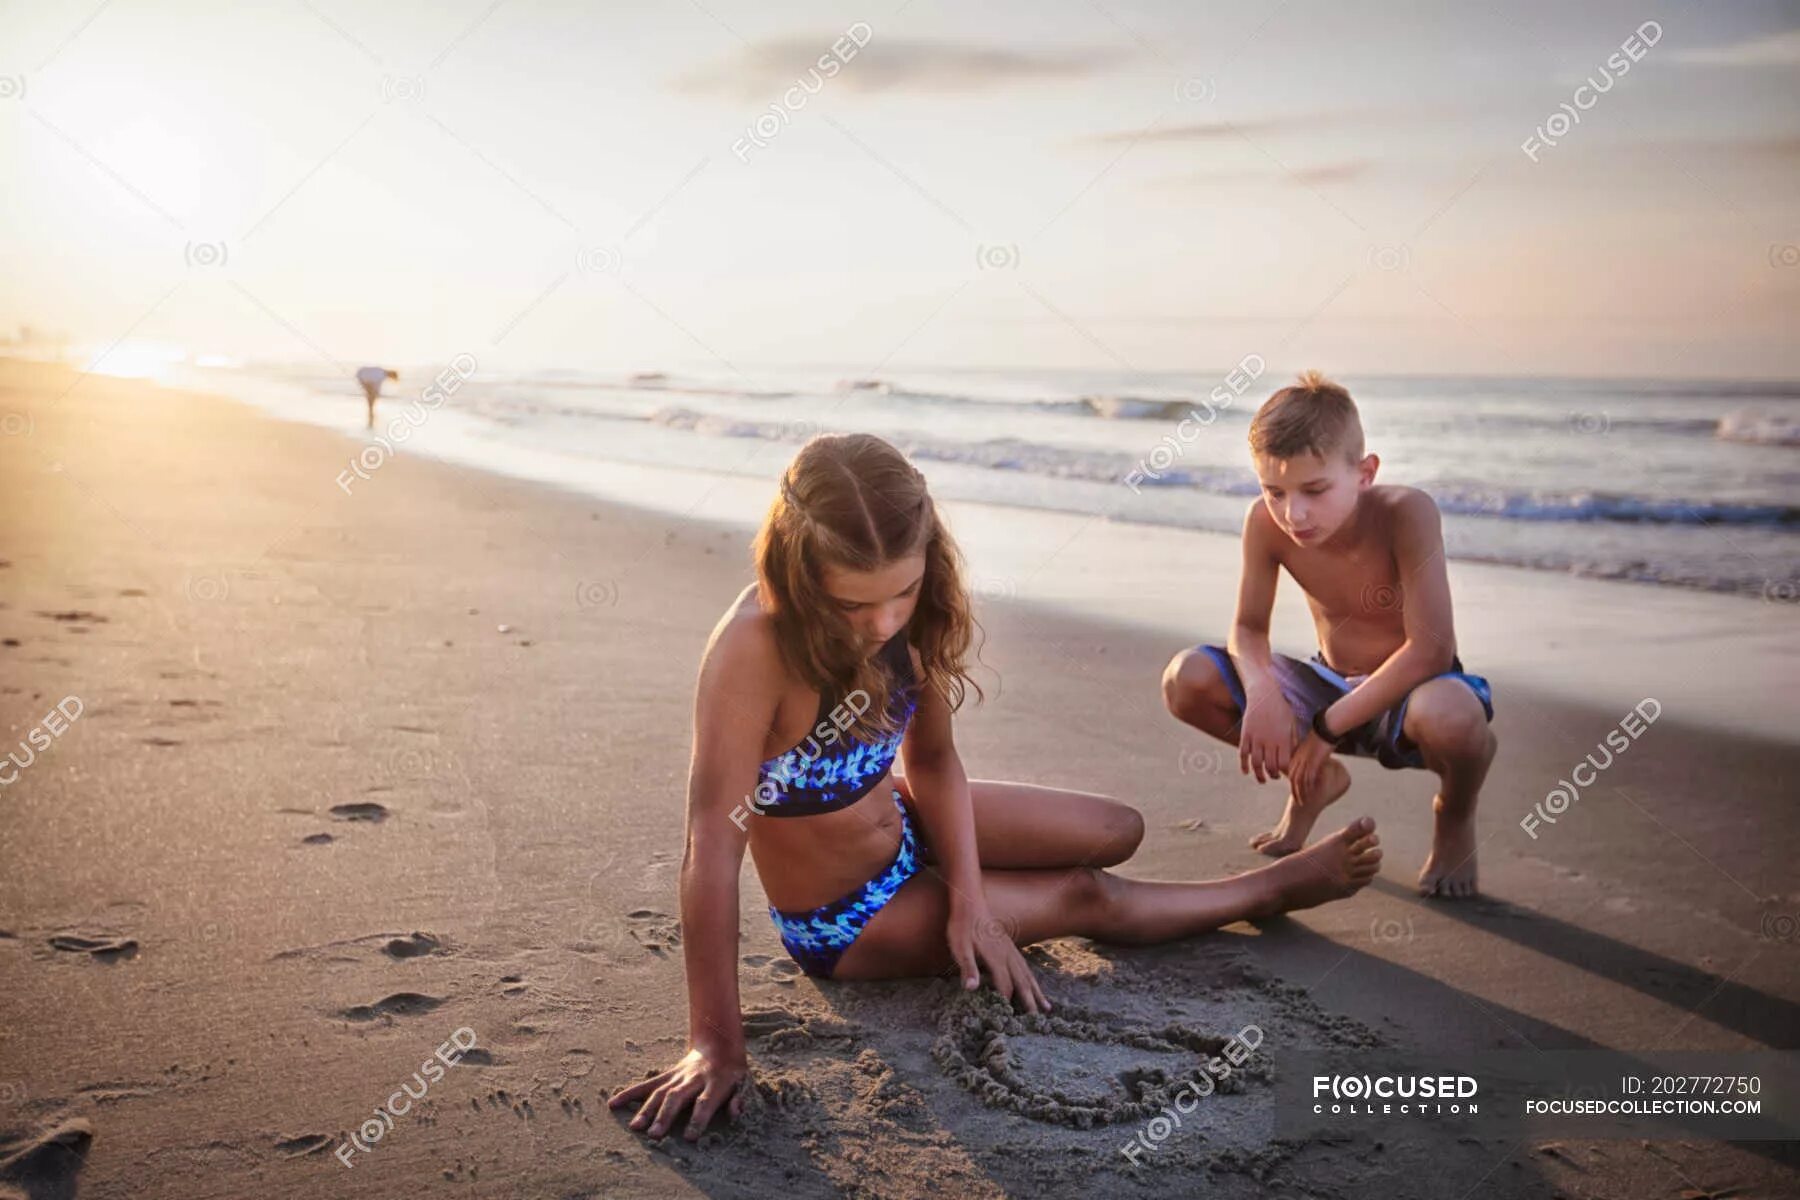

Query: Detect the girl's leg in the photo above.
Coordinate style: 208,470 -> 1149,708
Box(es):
833,818 -> 1382,981
892,775 -> 1145,869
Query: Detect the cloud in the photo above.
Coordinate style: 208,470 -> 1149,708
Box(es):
1669,28 -> 1800,67
675,36 -> 1128,100
1152,159 -> 1372,188
1080,116 -> 1310,147
1074,105 -> 1449,149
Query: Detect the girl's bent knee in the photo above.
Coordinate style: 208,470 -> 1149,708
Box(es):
1093,803 -> 1145,867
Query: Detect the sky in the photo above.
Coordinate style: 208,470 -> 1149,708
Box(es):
1,0 -> 1797,381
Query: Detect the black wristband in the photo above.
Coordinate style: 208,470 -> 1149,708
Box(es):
1311,707 -> 1345,746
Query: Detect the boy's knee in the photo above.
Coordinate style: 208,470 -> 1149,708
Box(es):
1162,648 -> 1226,721
1406,682 -> 1489,759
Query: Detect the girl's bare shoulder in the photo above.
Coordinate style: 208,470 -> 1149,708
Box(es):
701,584 -> 784,686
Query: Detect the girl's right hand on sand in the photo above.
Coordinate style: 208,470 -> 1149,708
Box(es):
608,1045 -> 748,1142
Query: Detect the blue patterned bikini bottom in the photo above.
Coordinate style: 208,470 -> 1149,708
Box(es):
767,788 -> 922,979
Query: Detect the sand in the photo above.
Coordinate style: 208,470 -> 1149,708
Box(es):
1,358 -> 1796,1199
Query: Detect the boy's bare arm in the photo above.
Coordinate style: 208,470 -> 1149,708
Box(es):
1318,492 -> 1459,735
1229,502 -> 1297,781
1226,501 -> 1281,689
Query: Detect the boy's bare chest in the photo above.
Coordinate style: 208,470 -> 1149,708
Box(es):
1280,542 -> 1403,622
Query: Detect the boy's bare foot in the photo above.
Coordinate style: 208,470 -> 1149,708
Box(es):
1257,816 -> 1382,915
1417,797 -> 1478,898
1251,756 -> 1351,857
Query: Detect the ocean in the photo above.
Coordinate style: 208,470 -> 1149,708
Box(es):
170,361 -> 1799,599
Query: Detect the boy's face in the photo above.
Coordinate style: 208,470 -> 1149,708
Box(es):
1253,449 -> 1378,545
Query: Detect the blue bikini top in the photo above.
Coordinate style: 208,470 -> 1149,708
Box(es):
753,631 -> 919,817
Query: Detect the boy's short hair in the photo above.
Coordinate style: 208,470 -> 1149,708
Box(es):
1248,370 -> 1364,462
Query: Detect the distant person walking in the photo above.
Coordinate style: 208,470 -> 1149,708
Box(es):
356,365 -> 398,429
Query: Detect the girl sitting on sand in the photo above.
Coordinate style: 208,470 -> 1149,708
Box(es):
607,433 -> 1383,1141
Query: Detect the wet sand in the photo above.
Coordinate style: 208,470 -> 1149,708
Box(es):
1,358 -> 1796,1198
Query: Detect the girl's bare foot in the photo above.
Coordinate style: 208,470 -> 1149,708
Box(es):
1251,756 -> 1352,857
1255,816 -> 1382,915
1417,797 -> 1478,898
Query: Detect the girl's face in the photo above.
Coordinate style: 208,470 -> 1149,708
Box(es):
820,552 -> 926,653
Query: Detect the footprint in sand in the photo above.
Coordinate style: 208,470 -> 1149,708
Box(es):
329,802 -> 390,823
48,934 -> 138,962
381,932 -> 446,959
741,954 -> 803,985
739,1006 -> 861,1052
337,993 -> 445,1022
272,1133 -> 331,1159
34,610 -> 107,624
740,1008 -> 806,1039
475,1089 -> 532,1121
623,909 -> 681,956
0,1117 -> 94,1192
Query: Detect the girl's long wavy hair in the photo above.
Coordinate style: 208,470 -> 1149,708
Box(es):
753,433 -> 982,738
